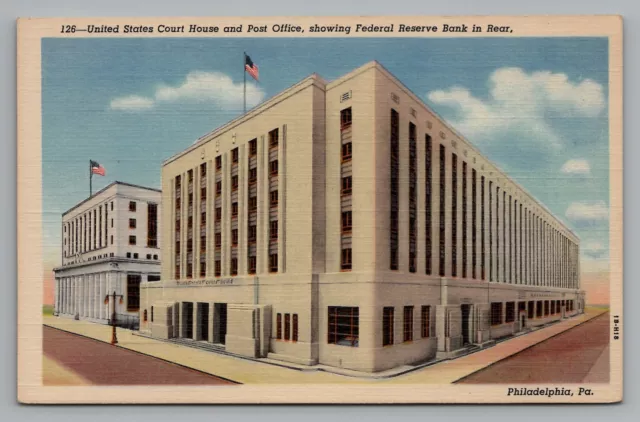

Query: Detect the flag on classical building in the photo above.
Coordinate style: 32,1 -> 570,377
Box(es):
90,160 -> 106,176
244,54 -> 259,81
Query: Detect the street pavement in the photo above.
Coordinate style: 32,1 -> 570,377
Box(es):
44,326 -> 235,385
43,308 -> 608,385
457,311 -> 610,384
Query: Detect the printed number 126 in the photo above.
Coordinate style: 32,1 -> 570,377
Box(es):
61,25 -> 76,33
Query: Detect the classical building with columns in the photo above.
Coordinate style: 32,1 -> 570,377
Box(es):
140,61 -> 585,373
53,181 -> 162,328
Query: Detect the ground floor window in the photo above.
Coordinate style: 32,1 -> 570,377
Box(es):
126,274 -> 141,312
403,306 -> 414,342
382,307 -> 394,346
544,300 -> 550,316
292,314 -> 298,342
528,301 -> 535,319
505,302 -> 515,323
421,305 -> 430,338
490,302 -> 503,326
276,313 -> 282,339
328,306 -> 359,347
536,301 -> 543,318
284,314 -> 291,340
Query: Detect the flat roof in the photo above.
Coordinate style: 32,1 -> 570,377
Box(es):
62,181 -> 161,217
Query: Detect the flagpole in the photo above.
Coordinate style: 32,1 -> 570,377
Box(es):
89,160 -> 93,197
243,51 -> 246,114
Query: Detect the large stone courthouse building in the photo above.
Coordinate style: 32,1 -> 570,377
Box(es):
140,61 -> 585,372
53,182 -> 162,328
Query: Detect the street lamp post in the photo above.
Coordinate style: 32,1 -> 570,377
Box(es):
105,290 -> 124,345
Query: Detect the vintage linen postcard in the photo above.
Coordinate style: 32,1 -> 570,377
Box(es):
17,15 -> 623,404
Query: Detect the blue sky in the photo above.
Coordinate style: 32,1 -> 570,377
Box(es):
42,37 -> 610,272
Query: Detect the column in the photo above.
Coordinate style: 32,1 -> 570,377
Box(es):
277,125 -> 287,273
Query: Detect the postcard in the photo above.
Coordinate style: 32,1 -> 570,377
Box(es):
17,15 -> 623,404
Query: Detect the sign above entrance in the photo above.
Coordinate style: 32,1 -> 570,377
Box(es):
176,278 -> 235,286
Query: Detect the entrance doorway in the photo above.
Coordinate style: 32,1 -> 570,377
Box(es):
214,303 -> 227,345
198,303 -> 209,342
183,302 -> 194,339
460,304 -> 471,345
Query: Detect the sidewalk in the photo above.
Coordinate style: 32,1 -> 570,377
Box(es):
43,309 -> 605,385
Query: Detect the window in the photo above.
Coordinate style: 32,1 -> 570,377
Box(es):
201,212 -> 206,227
188,169 -> 194,182
270,160 -> 278,175
292,314 -> 298,342
390,109 -> 399,271
110,235 -> 113,245
153,254 -> 158,260
425,134 -> 432,275
147,203 -> 158,248
342,142 -> 352,162
151,306 -> 154,322
341,248 -> 352,271
215,260 -> 221,277
341,176 -> 352,196
451,153 -> 457,277
421,306 -> 430,338
269,128 -> 279,147
270,190 -> 278,207
528,301 -> 535,319
403,306 -> 414,342
231,258 -> 238,276
133,253 -> 138,259
270,221 -> 278,240
215,233 -> 222,248
249,168 -> 257,184
269,254 -> 278,273
328,306 -> 359,347
231,175 -> 239,191
249,196 -> 258,211
248,256 -> 257,274
491,302 -> 503,325
201,187 -> 207,201
215,207 -> 222,220
148,275 -> 160,282
341,211 -> 352,233
231,148 -> 239,163
129,218 -> 136,229
249,139 -> 257,156
143,309 -> 148,322
276,313 -> 282,340
440,145 -> 447,277
481,176 -> 485,280
200,235 -> 206,252
216,181 -> 222,196
129,201 -> 136,212
383,307 -> 394,346
126,274 -> 141,312
232,229 -> 238,246
340,107 -> 352,129
284,314 -> 291,340
544,300 -> 550,316
129,235 -> 136,245
536,301 -> 543,318
200,163 -> 207,177
231,202 -> 238,218
111,202 -> 114,211
505,302 -> 515,323
175,264 -> 181,279
216,156 -> 222,170
248,225 -> 257,243
146,254 -> 151,260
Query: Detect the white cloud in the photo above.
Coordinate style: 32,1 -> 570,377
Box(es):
565,200 -> 609,222
109,95 -> 155,111
561,159 -> 591,175
109,71 -> 265,112
427,67 -> 606,149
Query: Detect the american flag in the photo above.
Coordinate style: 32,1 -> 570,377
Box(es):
245,54 -> 259,81
90,160 -> 106,176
